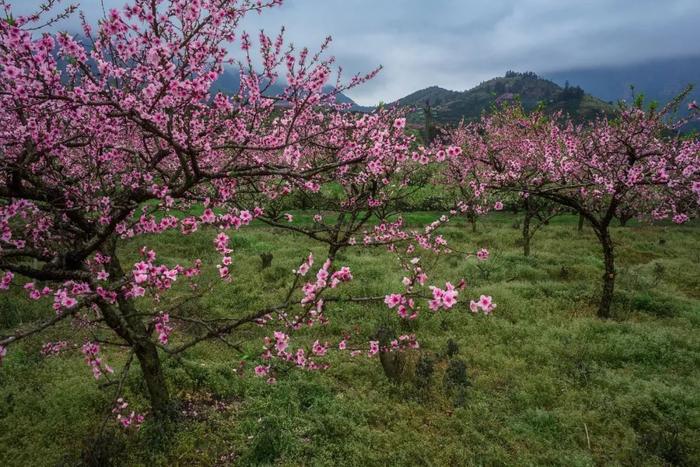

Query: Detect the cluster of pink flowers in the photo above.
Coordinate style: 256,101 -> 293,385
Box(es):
259,331 -> 330,377
428,282 -> 459,311
112,398 -> 145,430
300,258 -> 353,306
128,248 -> 201,298
53,287 -> 80,311
41,341 -> 69,357
81,342 -> 113,380
51,281 -> 93,313
476,248 -> 490,261
384,293 -> 418,319
469,295 -> 497,314
295,253 -> 314,276
23,282 -> 52,301
214,232 -> 233,280
153,313 -> 173,345
0,271 -> 13,290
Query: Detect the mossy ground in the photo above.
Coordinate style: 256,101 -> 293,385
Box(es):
1,213 -> 698,466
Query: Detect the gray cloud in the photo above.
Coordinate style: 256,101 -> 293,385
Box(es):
11,0 -> 700,105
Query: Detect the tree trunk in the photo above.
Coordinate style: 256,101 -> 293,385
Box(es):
469,214 -> 477,233
522,218 -> 532,257
101,247 -> 172,420
597,227 -> 615,319
522,204 -> 533,257
577,213 -> 584,232
100,299 -> 173,420
134,340 -> 171,419
327,243 -> 340,262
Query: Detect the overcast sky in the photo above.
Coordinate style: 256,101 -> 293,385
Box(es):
11,0 -> 700,105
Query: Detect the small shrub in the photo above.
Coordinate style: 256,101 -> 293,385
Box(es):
375,325 -> 412,383
559,266 -> 570,280
260,252 -> 273,269
414,354 -> 435,393
443,339 -> 460,358
443,358 -> 470,407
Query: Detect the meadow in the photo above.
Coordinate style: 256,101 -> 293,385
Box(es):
0,212 -> 698,466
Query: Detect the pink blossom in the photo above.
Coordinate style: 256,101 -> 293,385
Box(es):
274,331 -> 289,353
217,265 -> 230,280
200,208 -> 216,224
384,293 -> 403,308
472,295 -> 497,314
312,340 -> 328,356
0,271 -> 14,290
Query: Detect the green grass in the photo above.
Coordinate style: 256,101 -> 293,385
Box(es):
1,213 -> 699,466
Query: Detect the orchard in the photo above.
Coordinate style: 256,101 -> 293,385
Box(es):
1,1 -> 699,465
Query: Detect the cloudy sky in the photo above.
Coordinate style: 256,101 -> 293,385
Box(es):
11,0 -> 700,105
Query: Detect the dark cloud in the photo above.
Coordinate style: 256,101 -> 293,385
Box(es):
12,0 -> 700,104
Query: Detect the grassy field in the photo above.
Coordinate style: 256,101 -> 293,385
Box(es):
1,212 -> 699,466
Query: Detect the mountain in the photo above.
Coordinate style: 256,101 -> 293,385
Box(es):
393,71 -> 614,126
544,55 -> 700,112
394,86 -> 463,108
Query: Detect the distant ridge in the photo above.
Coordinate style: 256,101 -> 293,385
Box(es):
392,71 -> 614,126
544,55 -> 700,112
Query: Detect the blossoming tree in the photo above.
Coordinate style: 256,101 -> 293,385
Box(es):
0,0 -> 492,423
446,109 -> 567,256
450,102 -> 699,318
0,0 -> 395,418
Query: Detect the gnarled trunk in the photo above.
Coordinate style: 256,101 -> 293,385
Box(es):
134,340 -> 171,419
577,213 -> 584,232
101,248 -> 172,420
